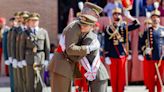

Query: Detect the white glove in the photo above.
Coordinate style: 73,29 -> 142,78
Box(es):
21,60 -> 27,66
127,55 -> 132,61
88,39 -> 100,52
162,46 -> 164,55
12,59 -> 18,68
161,31 -> 164,37
145,47 -> 152,54
43,60 -> 49,68
124,10 -> 135,21
138,54 -> 144,61
18,62 -> 23,68
5,60 -> 10,65
105,57 -> 111,65
146,12 -> 151,18
78,1 -> 84,11
9,57 -> 12,64
49,54 -> 54,60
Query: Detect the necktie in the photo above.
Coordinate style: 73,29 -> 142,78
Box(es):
33,29 -> 36,35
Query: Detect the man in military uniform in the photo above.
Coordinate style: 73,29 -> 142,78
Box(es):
138,18 -> 152,89
19,12 -> 50,92
49,2 -> 105,92
139,9 -> 164,92
4,17 -> 18,92
104,7 -> 140,92
10,11 -> 22,92
78,14 -> 109,92
15,11 -> 30,92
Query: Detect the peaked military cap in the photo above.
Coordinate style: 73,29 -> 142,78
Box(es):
28,12 -> 40,20
14,11 -> 21,17
81,2 -> 103,18
151,9 -> 161,17
84,2 -> 103,15
78,14 -> 98,25
112,7 -> 122,14
20,11 -> 30,18
9,17 -> 16,21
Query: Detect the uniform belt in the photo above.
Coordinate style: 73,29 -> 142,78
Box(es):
37,50 -> 44,53
26,48 -> 44,53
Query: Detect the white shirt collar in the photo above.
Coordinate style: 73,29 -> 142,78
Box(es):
31,26 -> 39,31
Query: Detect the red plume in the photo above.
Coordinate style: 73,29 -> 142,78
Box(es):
121,0 -> 134,10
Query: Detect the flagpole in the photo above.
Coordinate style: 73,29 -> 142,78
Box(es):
120,0 -> 134,89
125,13 -> 129,87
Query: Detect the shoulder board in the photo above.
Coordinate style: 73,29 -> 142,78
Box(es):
68,20 -> 79,28
63,20 -> 79,31
39,28 -> 46,31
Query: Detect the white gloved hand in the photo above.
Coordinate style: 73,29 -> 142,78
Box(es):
12,59 -> 18,68
138,54 -> 144,61
78,1 -> 84,11
9,57 -> 12,64
18,62 -> 23,68
124,10 -> 135,21
5,60 -> 10,65
146,12 -> 151,18
105,57 -> 111,65
21,60 -> 27,66
88,39 -> 100,52
127,55 -> 132,61
162,46 -> 164,55
145,47 -> 152,55
43,60 -> 49,69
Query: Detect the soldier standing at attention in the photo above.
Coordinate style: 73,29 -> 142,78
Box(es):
19,12 -> 50,92
48,2 -> 103,92
104,7 -> 140,92
139,9 -> 164,92
16,11 -> 30,92
10,11 -> 22,92
5,17 -> 18,92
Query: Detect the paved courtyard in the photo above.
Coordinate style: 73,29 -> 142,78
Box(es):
0,86 -> 150,92
0,77 -> 163,92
